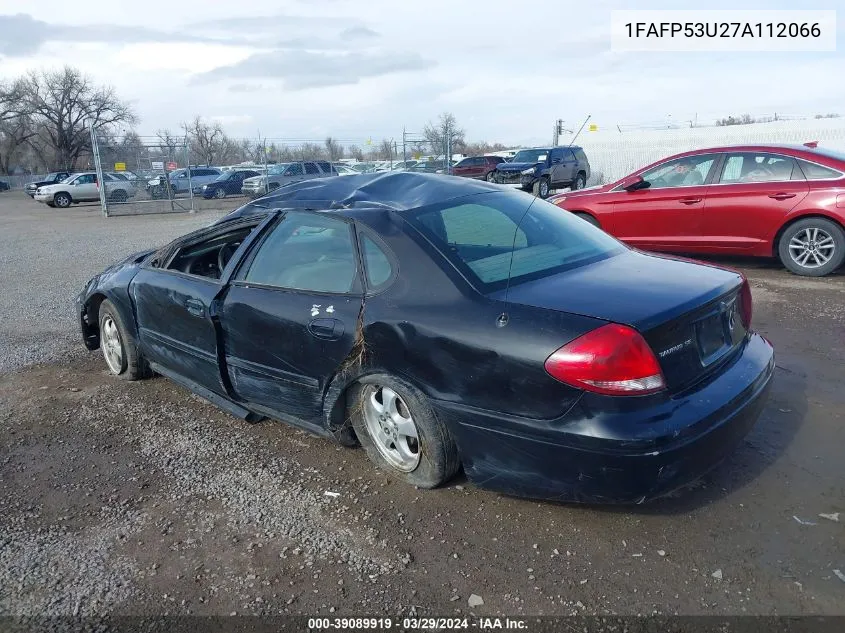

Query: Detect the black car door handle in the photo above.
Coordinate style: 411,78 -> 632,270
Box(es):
308,318 -> 344,340
679,197 -> 702,205
185,298 -> 205,317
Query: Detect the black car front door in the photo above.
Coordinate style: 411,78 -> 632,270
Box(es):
219,211 -> 364,425
130,219 -> 263,394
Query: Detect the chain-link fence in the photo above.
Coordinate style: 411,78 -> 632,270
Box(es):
89,129 -> 402,216
70,116 -> 845,215
576,118 -> 845,186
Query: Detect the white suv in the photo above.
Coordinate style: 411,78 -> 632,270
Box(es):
34,172 -> 137,208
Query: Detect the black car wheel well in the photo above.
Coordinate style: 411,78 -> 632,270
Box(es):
772,213 -> 845,257
82,292 -> 108,349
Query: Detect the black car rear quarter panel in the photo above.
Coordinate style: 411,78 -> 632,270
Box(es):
443,333 -> 774,503
345,208 -> 603,439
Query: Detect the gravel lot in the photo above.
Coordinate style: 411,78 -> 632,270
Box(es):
0,191 -> 843,618
0,194 -> 230,374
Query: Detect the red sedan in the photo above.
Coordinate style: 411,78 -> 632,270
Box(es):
549,143 -> 845,276
450,155 -> 506,181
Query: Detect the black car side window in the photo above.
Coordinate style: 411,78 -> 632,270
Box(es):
304,162 -> 320,175
360,234 -> 393,290
241,212 -> 358,294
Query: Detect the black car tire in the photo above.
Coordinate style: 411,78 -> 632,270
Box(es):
485,171 -> 496,182
53,192 -> 72,208
110,190 -> 128,203
214,187 -> 226,199
348,373 -> 460,489
533,177 -> 550,199
98,299 -> 151,381
778,217 -> 845,277
572,172 -> 586,190
574,212 -> 601,228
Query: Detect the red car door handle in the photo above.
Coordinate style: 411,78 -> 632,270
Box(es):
769,193 -> 796,200
679,198 -> 702,205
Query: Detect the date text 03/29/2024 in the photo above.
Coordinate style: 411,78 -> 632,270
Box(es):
307,617 -> 528,629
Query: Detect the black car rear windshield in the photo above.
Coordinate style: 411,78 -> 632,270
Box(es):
407,191 -> 625,292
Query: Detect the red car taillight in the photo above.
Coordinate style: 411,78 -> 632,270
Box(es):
544,324 -> 666,396
739,277 -> 753,329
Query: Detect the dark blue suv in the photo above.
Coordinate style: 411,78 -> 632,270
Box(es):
493,146 -> 591,198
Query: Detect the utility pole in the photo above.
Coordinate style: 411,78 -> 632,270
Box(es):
402,127 -> 407,165
445,119 -> 451,174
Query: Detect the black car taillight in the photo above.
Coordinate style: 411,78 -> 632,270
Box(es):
544,324 -> 666,396
739,277 -> 753,329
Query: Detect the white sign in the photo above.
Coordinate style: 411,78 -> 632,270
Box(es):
151,161 -> 164,170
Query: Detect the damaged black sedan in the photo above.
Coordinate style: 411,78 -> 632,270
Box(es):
77,172 -> 774,503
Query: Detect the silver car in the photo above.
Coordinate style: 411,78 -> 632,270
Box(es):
33,172 -> 137,208
242,161 -> 338,198
146,167 -> 222,199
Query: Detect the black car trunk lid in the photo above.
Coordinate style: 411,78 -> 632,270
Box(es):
494,251 -> 748,393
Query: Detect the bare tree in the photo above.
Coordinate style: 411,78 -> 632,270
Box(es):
348,144 -> 364,161
0,79 -> 36,174
183,116 -> 228,166
0,116 -> 37,174
20,66 -> 136,169
378,139 -> 394,161
423,112 -> 465,158
0,78 -> 28,124
324,136 -> 344,161
298,142 -> 325,160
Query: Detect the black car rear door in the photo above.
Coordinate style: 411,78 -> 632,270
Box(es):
219,211 -> 364,425
130,218 -> 266,395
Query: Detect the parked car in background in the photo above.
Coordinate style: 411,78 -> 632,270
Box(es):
241,161 -> 337,198
202,169 -> 260,199
550,143 -> 845,277
76,172 -> 773,502
332,164 -> 359,176
33,172 -> 137,207
147,167 -> 222,199
0,180 -> 9,192
493,146 -> 591,198
110,171 -> 141,183
24,172 -> 72,198
391,160 -> 419,171
450,155 -> 506,181
412,160 -> 450,173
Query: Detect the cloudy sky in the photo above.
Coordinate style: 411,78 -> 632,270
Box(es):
0,0 -> 842,146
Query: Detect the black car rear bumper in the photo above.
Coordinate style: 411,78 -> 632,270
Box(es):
439,332 -> 774,503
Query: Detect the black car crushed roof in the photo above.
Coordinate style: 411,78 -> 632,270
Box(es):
218,171 -> 505,221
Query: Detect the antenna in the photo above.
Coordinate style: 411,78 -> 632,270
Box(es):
568,114 -> 591,146
501,196 -> 537,309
